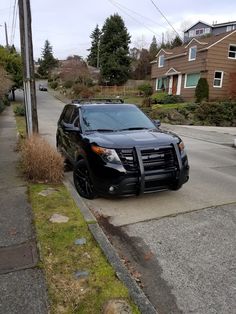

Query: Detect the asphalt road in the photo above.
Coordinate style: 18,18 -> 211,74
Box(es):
19,85 -> 236,314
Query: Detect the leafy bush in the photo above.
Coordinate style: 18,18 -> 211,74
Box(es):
138,83 -> 153,97
0,95 -> 11,112
14,104 -> 25,116
151,92 -> 184,104
151,92 -> 167,104
73,84 -> 95,98
195,101 -> 235,126
80,87 -> 95,99
21,135 -> 64,183
72,83 -> 84,97
0,100 -> 5,113
63,80 -> 73,89
195,78 -> 209,103
162,94 -> 184,104
3,95 -> 10,106
151,108 -> 187,124
49,81 -> 58,89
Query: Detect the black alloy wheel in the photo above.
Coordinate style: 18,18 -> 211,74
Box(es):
73,159 -> 97,199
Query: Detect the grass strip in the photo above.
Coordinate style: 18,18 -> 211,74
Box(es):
29,184 -> 139,313
13,111 -> 139,313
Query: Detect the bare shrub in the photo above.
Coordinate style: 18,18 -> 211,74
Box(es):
21,135 -> 64,183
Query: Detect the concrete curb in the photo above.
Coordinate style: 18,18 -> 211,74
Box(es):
64,178 -> 157,314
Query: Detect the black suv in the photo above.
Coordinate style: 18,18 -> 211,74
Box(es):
57,99 -> 189,199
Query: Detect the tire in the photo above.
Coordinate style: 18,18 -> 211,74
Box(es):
73,159 -> 98,199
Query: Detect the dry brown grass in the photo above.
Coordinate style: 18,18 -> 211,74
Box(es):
21,135 -> 64,183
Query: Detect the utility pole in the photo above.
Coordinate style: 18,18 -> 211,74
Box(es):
18,0 -> 38,135
4,22 -> 9,48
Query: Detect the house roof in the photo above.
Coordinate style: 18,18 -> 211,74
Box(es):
156,30 -> 236,59
198,30 -> 236,50
213,21 -> 236,28
184,21 -> 212,32
184,20 -> 236,32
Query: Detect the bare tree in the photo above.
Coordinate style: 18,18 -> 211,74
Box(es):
59,55 -> 89,84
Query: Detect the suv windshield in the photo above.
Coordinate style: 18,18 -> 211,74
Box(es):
81,105 -> 155,132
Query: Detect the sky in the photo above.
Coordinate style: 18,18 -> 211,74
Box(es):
0,0 -> 236,60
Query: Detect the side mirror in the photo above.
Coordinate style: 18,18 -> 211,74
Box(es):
153,119 -> 161,128
65,126 -> 81,132
62,122 -> 80,133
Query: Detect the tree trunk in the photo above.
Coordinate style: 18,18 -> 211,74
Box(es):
11,88 -> 15,101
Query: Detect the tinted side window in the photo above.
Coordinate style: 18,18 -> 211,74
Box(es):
63,106 -> 74,123
70,108 -> 79,123
74,115 -> 80,128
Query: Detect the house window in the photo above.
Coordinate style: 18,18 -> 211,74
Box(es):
205,28 -> 211,34
195,28 -> 204,36
189,46 -> 197,61
158,55 -> 164,67
227,25 -> 235,32
213,71 -> 224,88
184,73 -> 200,88
189,30 -> 195,37
228,45 -> 236,59
156,77 -> 167,90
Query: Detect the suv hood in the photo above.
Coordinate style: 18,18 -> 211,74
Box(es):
85,129 -> 180,148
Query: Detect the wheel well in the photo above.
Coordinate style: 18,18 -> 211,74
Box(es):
76,155 -> 84,163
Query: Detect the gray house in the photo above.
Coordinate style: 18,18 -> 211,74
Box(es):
184,20 -> 236,42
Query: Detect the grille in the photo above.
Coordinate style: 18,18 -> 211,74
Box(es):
141,147 -> 177,173
118,146 -> 177,173
117,145 -> 180,193
118,149 -> 137,171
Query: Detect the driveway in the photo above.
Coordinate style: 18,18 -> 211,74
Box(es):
30,87 -> 236,313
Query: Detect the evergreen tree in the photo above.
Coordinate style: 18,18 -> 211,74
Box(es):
195,78 -> 209,103
149,36 -> 158,60
38,40 -> 58,77
99,14 -> 131,85
87,25 -> 101,68
171,35 -> 183,48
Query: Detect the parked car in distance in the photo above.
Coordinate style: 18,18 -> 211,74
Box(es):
39,84 -> 47,91
56,99 -> 189,199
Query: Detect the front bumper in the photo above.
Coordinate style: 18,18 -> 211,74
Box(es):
90,144 -> 189,197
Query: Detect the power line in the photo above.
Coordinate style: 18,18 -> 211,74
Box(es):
11,5 -> 18,44
107,0 -> 162,40
110,0 -> 165,29
150,0 -> 180,38
10,0 -> 17,45
8,1 -> 13,26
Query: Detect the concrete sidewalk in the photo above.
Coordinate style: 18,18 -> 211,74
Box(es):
0,106 -> 48,314
162,124 -> 236,146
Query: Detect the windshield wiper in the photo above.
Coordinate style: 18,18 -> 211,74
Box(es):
86,129 -> 115,132
119,127 -> 150,131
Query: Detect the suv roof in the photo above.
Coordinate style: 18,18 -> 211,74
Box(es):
72,98 -> 124,104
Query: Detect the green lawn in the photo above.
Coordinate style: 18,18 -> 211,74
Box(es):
152,103 -> 188,109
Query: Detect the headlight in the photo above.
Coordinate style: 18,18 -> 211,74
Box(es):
91,145 -> 121,164
178,141 -> 185,152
